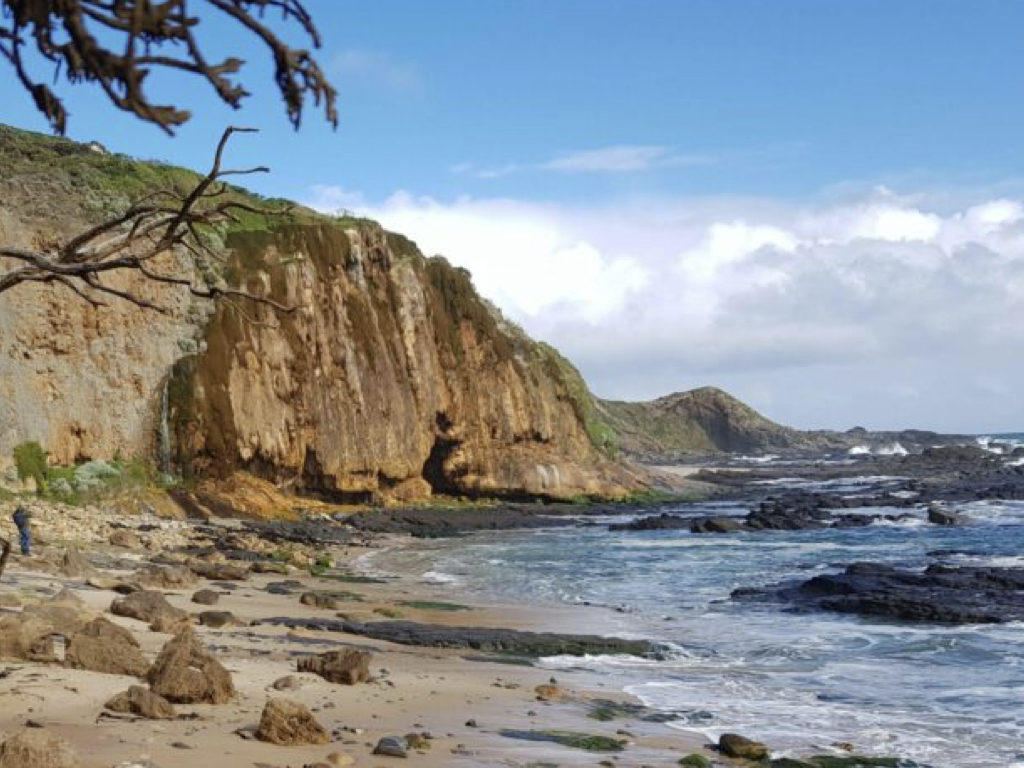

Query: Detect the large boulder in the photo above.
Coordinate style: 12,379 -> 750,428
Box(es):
297,649 -> 371,685
110,591 -> 187,626
147,628 -> 235,704
0,613 -> 60,662
0,591 -> 96,663
255,698 -> 330,745
132,565 -> 197,590
59,548 -> 95,578
64,617 -> 149,677
105,685 -> 176,719
0,728 -> 79,768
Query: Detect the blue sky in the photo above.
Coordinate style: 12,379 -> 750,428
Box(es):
3,1 -> 1024,432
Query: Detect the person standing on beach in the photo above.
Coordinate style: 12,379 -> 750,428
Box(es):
11,505 -> 32,556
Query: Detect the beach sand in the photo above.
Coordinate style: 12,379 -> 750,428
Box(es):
0,527 -> 712,768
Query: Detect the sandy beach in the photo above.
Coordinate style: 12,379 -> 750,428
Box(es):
0,504 -> 711,768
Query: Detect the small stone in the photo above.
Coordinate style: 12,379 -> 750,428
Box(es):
197,611 -> 236,628
534,683 -> 563,701
404,732 -> 430,750
326,754 -> 355,768
679,754 -> 712,768
465,719 -> 477,728
105,686 -> 176,719
190,589 -> 219,606
373,736 -> 408,758
109,530 -> 142,548
272,675 -> 303,691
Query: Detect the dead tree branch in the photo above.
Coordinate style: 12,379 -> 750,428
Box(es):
0,126 -> 298,316
0,0 -> 337,134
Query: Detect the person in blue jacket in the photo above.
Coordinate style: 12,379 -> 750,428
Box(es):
11,506 -> 31,556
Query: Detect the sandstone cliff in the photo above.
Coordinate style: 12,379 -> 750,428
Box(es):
167,223 -> 635,502
0,124 -> 636,502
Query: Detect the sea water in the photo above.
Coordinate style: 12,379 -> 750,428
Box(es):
363,467 -> 1024,767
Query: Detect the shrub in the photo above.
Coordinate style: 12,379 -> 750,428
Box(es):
12,442 -> 47,495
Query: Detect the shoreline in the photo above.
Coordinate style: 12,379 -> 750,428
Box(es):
0,504 -> 715,767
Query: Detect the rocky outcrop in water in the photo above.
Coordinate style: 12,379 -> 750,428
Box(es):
734,562 -> 1024,624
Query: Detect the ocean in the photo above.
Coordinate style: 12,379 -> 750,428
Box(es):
362,443 -> 1024,768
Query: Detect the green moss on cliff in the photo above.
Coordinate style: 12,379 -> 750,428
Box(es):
537,344 -> 618,455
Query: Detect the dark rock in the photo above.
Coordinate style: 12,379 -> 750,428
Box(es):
736,562 -> 1024,624
372,736 -> 408,757
927,506 -> 968,526
609,513 -> 693,532
265,618 -> 662,658
197,611 -> 236,628
719,732 -> 769,760
690,516 -> 746,533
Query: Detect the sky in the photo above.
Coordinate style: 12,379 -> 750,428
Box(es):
3,0 -> 1024,433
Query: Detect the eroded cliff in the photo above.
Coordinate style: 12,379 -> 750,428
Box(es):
0,124 -> 637,502
168,222 -> 636,502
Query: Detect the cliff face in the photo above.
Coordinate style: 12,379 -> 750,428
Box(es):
0,125 -> 636,502
168,223 -> 634,502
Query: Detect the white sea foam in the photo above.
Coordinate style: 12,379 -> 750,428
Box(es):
420,570 -> 461,584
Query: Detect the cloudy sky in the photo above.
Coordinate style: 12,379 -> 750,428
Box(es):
4,1 -> 1024,432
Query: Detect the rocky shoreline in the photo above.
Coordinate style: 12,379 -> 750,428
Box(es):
0,485 -> 939,767
4,439 -> 1021,765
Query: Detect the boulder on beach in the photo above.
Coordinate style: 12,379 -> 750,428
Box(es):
104,685 -> 176,719
372,736 -> 408,757
109,529 -> 142,548
64,617 -> 149,676
59,548 -> 95,578
255,698 -> 330,745
132,564 -> 197,590
297,649 -> 372,685
0,728 -> 79,768
110,590 -> 187,626
719,732 -> 769,760
191,589 -> 220,606
147,627 -> 235,704
197,610 -> 237,628
189,560 -> 249,581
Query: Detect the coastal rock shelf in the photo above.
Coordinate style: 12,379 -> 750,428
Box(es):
262,618 -> 663,658
733,562 -> 1024,624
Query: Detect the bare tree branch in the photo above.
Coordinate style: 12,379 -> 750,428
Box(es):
0,126 -> 300,318
0,0 -> 338,135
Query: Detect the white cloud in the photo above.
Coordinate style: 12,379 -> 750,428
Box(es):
454,145 -> 714,179
305,185 -> 1024,433
542,145 -> 713,173
331,50 -> 423,93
